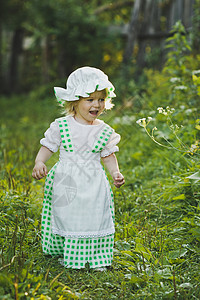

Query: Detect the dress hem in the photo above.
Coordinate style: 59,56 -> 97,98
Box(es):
63,262 -> 112,269
52,227 -> 115,238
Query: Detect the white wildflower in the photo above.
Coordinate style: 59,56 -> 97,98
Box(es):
136,119 -> 141,125
166,106 -> 175,114
174,85 -> 187,90
147,117 -> 153,122
157,107 -> 164,113
191,145 -> 196,150
185,109 -> 193,114
170,77 -> 181,83
158,106 -> 175,115
136,118 -> 146,127
175,124 -> 179,130
192,70 -> 200,75
190,144 -> 198,152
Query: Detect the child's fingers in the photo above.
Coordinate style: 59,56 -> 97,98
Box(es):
35,170 -> 43,180
114,176 -> 124,183
114,182 -> 123,188
39,166 -> 47,178
43,165 -> 48,176
116,176 -> 124,182
113,172 -> 124,180
32,163 -> 47,180
114,176 -> 125,187
32,168 -> 39,179
112,172 -> 125,188
32,167 -> 46,180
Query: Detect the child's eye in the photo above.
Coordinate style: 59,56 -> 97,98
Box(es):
99,99 -> 105,102
87,99 -> 93,102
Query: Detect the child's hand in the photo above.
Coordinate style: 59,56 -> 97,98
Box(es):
112,171 -> 125,188
32,161 -> 48,180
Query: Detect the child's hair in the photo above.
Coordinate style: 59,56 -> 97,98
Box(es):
63,88 -> 114,116
63,100 -> 79,116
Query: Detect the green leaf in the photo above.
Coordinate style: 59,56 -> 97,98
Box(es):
172,194 -> 185,200
134,244 -> 152,261
168,249 -> 188,259
189,228 -> 200,240
179,283 -> 193,289
186,171 -> 200,180
130,275 -> 146,285
156,267 -> 172,279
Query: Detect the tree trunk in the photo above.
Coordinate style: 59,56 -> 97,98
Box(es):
192,0 -> 200,53
8,28 -> 23,92
41,36 -> 50,83
58,46 -> 67,79
0,23 -> 3,93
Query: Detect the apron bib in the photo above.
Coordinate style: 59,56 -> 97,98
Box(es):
44,117 -> 115,239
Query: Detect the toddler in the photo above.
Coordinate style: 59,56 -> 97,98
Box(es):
32,66 -> 125,270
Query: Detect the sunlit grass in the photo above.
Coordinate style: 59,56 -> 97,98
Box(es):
0,90 -> 199,299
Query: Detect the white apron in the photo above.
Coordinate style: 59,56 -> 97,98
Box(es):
49,117 -> 115,238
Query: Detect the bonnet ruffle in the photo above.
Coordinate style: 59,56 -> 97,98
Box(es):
54,66 -> 116,106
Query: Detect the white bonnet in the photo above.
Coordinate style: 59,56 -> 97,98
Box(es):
54,66 -> 116,106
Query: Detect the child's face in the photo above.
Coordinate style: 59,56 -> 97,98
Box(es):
75,90 -> 106,124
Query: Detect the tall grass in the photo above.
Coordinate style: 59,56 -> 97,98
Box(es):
0,22 -> 200,299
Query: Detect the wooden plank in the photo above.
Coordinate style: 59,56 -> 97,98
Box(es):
123,0 -> 143,64
183,0 -> 194,28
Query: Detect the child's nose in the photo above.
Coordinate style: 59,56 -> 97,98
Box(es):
93,100 -> 100,107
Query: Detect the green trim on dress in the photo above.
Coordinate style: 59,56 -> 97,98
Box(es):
41,117 -> 115,269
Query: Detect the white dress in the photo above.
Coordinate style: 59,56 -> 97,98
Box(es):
40,115 -> 120,269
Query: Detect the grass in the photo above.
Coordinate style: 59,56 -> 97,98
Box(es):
0,91 -> 199,299
1,22 -> 200,299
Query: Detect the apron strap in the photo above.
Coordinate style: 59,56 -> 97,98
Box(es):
57,117 -> 73,152
57,117 -> 113,154
92,124 -> 113,153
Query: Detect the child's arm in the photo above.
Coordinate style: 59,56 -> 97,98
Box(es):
101,153 -> 125,188
32,146 -> 53,180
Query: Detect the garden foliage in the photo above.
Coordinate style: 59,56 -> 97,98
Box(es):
0,22 -> 200,299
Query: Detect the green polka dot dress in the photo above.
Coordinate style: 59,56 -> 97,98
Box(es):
40,116 -> 120,269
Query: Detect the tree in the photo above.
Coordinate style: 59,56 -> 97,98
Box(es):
0,0 -> 133,93
0,0 -> 28,93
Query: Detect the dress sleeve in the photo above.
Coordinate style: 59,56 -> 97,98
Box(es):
100,131 -> 121,157
40,120 -> 61,153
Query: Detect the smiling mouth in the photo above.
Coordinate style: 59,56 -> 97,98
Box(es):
89,110 -> 99,116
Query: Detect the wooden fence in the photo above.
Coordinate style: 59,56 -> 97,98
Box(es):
123,0 -> 196,67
